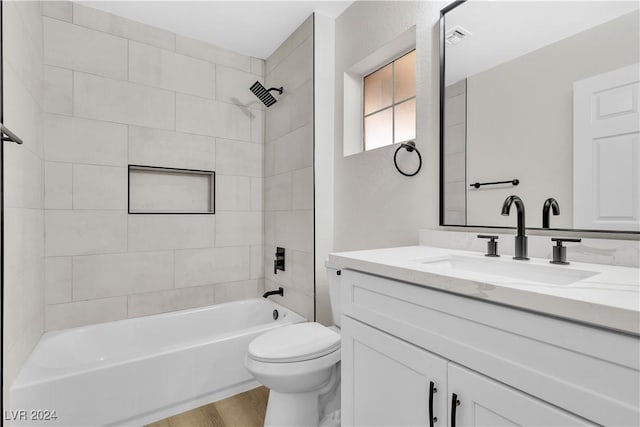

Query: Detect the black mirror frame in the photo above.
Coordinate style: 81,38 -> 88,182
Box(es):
438,0 -> 639,235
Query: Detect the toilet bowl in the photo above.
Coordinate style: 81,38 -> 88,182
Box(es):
245,266 -> 342,427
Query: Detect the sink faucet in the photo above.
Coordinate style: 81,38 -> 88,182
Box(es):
501,195 -> 529,260
542,198 -> 560,229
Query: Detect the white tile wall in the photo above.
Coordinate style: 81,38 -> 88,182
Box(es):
175,35 -> 251,72
4,146 -> 45,209
215,212 -> 263,247
45,211 -> 127,256
127,285 -> 217,318
129,41 -> 215,98
45,257 -> 72,304
3,0 -> 45,400
43,114 -> 128,166
128,126 -> 216,170
216,65 -> 263,107
73,164 -> 127,210
216,139 -> 263,177
42,1 -> 72,22
44,17 -> 128,80
265,172 -> 293,211
44,161 -> 72,209
43,66 -> 72,115
175,94 -> 251,140
73,3 -> 176,51
265,80 -> 313,142
292,167 -> 314,210
41,2 -> 266,329
74,72 -> 175,129
45,297 -> 128,330
265,124 -> 313,176
73,251 -> 174,299
263,17 -> 315,320
214,280 -> 260,304
127,215 -> 215,251
174,246 -> 251,288
216,175 -> 251,211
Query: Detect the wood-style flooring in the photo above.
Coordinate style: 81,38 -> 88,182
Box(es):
146,386 -> 269,427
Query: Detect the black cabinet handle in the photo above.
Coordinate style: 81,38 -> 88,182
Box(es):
451,393 -> 460,427
429,381 -> 437,426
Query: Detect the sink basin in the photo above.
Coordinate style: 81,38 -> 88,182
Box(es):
416,255 -> 598,285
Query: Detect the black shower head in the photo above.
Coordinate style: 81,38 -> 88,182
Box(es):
250,81 -> 283,107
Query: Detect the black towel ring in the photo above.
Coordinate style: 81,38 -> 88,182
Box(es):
394,141 -> 422,177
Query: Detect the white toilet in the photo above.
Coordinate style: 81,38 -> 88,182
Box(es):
245,266 -> 342,427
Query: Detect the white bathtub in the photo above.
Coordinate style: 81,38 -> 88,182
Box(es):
10,298 -> 305,426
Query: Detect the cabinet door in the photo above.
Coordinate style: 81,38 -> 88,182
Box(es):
342,316 -> 447,427
448,364 -> 595,426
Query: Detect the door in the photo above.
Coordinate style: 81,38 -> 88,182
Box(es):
341,316 -> 447,427
448,363 -> 595,426
573,63 -> 640,231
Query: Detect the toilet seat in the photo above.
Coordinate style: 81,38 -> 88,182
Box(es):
248,322 -> 340,363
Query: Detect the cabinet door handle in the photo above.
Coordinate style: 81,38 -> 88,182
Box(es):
428,381 -> 437,427
451,393 -> 460,427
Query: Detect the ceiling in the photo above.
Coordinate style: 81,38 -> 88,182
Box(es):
445,1 -> 640,84
79,1 -> 353,59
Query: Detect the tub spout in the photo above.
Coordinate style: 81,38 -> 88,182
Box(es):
263,287 -> 284,298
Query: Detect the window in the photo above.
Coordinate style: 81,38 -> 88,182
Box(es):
363,50 -> 416,151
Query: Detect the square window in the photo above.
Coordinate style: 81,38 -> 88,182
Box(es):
363,50 -> 416,151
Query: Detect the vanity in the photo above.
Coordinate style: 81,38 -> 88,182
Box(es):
327,1 -> 640,424
329,246 -> 640,426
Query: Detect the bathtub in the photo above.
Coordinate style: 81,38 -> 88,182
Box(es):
10,298 -> 305,426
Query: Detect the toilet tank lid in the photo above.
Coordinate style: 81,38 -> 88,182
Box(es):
248,323 -> 340,363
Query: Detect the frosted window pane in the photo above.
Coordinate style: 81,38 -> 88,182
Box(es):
394,99 -> 416,143
364,108 -> 393,150
364,64 -> 393,115
394,50 -> 416,102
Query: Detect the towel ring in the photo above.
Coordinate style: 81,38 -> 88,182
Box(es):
394,141 -> 422,177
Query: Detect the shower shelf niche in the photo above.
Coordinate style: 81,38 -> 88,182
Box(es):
128,165 -> 215,214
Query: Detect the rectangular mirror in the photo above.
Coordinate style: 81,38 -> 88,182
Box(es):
440,0 -> 640,233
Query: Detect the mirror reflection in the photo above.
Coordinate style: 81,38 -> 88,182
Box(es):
441,1 -> 640,232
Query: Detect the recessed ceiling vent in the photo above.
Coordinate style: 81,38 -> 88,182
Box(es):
445,26 -> 472,45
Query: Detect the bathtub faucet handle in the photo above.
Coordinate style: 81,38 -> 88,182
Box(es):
274,247 -> 285,274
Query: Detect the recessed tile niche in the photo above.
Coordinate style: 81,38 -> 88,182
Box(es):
128,165 -> 215,214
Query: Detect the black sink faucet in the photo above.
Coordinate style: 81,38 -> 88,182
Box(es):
501,195 -> 529,260
542,198 -> 560,229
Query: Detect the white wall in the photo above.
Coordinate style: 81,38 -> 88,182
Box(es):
465,11 -> 640,229
313,13 -> 335,325
263,16 -> 315,321
41,2 -> 266,330
334,1 -> 444,252
2,0 -> 45,403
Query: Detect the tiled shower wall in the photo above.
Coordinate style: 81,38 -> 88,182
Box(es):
41,2 -> 265,330
2,0 -> 45,400
263,16 -> 315,320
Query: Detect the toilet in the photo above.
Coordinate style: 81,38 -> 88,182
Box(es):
245,266 -> 342,427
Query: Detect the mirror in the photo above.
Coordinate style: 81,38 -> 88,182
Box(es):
439,1 -> 640,233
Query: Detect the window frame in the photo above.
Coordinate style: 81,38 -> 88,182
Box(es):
362,49 -> 417,152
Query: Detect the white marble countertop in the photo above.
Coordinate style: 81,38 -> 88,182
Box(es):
328,246 -> 640,335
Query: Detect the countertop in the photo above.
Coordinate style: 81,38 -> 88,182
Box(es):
328,246 -> 640,335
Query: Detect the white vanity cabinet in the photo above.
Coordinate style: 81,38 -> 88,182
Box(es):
339,269 -> 640,427
447,364 -> 592,426
342,317 -> 447,426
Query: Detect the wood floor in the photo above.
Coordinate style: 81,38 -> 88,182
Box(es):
146,386 -> 269,427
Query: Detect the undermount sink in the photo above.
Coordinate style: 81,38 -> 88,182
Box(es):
416,255 -> 598,285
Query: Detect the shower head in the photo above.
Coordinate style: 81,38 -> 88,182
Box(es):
250,81 -> 283,107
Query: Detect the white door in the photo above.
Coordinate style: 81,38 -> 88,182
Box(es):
341,316 -> 447,427
573,63 -> 640,231
448,364 -> 595,426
